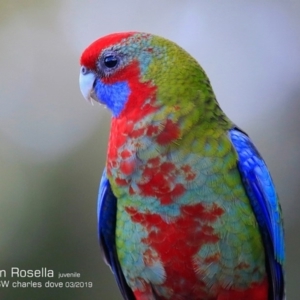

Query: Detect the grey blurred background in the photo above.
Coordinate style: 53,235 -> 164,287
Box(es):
0,1 -> 299,299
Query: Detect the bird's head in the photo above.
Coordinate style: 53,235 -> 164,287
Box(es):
79,32 -> 209,118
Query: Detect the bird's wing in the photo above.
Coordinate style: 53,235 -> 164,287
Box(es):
229,128 -> 285,300
98,169 -> 135,300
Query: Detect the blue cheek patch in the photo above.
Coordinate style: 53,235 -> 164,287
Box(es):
94,80 -> 131,117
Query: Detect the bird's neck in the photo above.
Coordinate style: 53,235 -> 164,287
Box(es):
106,92 -> 232,193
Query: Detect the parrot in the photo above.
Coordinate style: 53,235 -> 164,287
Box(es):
79,32 -> 285,300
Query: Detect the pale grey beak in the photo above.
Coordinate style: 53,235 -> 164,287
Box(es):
79,66 -> 96,103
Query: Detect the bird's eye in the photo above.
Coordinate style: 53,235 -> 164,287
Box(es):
104,55 -> 118,68
81,66 -> 88,75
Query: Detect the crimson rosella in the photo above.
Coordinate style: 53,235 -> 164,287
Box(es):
79,32 -> 285,300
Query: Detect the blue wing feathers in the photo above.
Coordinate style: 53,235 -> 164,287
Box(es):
97,169 -> 135,300
229,129 -> 285,300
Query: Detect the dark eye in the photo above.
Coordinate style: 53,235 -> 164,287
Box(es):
104,55 -> 118,68
81,66 -> 88,75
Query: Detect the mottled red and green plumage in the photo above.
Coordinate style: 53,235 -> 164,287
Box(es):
79,32 -> 285,300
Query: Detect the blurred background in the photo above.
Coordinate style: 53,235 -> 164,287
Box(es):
0,0 -> 299,299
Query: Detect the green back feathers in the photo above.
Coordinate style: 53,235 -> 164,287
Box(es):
141,34 -> 233,131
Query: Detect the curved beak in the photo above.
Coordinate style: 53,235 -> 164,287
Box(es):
79,67 -> 97,103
